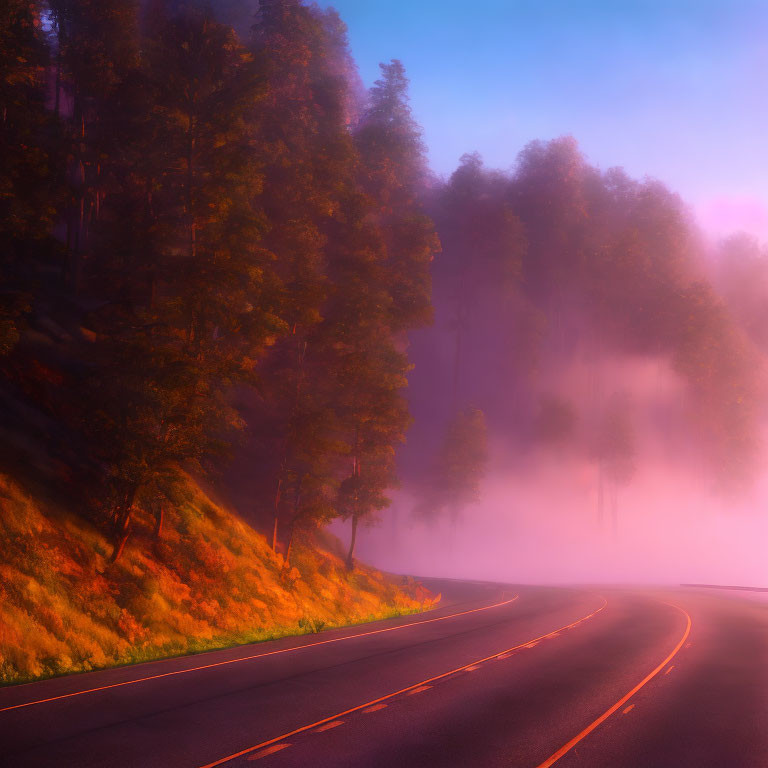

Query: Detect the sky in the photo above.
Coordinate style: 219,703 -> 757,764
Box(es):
317,0 -> 768,242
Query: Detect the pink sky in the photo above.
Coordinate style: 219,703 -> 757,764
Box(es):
697,196 -> 768,243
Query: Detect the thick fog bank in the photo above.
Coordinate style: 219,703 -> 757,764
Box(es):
338,455 -> 768,586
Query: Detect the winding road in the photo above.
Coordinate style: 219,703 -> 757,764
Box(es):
2,580 -> 768,767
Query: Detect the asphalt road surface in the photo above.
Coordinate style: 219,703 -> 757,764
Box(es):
2,580 -> 768,768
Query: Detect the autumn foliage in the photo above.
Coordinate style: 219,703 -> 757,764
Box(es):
0,472 -> 434,685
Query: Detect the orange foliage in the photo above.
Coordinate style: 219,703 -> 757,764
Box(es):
0,473 -> 434,685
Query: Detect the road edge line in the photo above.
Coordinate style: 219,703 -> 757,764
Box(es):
534,600 -> 692,768
196,595 -> 608,768
0,594 -> 519,714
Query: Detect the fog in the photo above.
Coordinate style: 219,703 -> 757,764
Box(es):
348,308 -> 768,586
349,380 -> 768,587
346,454 -> 768,586
333,143 -> 768,588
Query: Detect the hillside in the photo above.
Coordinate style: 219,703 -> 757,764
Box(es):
0,474 -> 436,686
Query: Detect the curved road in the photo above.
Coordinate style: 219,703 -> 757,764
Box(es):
1,581 -> 767,767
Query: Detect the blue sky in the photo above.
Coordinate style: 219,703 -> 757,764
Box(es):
317,0 -> 768,240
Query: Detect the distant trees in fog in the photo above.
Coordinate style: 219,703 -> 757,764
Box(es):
407,137 -> 761,525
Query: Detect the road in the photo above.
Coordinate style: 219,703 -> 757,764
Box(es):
2,580 -> 768,767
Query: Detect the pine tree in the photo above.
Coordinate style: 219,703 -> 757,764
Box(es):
323,213 -> 413,568
354,60 -> 437,333
250,0 -> 360,555
328,59 -> 438,568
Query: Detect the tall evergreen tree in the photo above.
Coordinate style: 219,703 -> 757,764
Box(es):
354,60 -> 437,333
329,59 -> 438,567
249,0 -> 361,555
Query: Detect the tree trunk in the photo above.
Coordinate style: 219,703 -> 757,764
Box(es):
597,459 -> 604,526
284,479 -> 303,567
54,45 -> 61,118
153,502 -> 164,539
272,475 -> 282,551
110,485 -> 137,563
186,126 -> 196,260
346,515 -> 358,571
284,519 -> 296,567
453,317 -> 462,406
110,524 -> 131,563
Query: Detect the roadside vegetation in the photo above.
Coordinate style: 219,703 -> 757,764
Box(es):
0,472 -> 434,685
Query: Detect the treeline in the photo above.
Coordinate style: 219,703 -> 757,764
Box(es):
1,0 -> 436,566
408,142 -> 763,525
2,1 -> 762,568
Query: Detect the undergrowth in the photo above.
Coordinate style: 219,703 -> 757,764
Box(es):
0,474 -> 435,685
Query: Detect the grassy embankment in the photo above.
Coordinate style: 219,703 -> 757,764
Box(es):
0,474 -> 436,685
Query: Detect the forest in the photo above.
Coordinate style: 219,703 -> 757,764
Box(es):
2,0 -> 766,665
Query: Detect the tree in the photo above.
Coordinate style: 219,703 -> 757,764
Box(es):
329,59 -> 437,569
534,394 -> 578,448
313,174 -> 414,570
714,234 -> 768,352
248,0 -> 362,555
593,394 -> 636,535
0,1 -> 60,355
414,407 -> 488,525
354,60 -> 437,333
671,280 -> 761,492
77,4 -> 280,560
79,325 -> 243,561
335,340 -> 409,569
433,152 -> 523,403
47,0 -> 140,289
513,136 -> 590,307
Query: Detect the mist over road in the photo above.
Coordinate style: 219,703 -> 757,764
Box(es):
1,580 -> 766,768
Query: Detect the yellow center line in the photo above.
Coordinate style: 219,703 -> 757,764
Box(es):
245,744 -> 291,761
0,595 -> 519,714
534,601 -> 692,768
314,720 -> 344,732
197,596 -> 608,768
